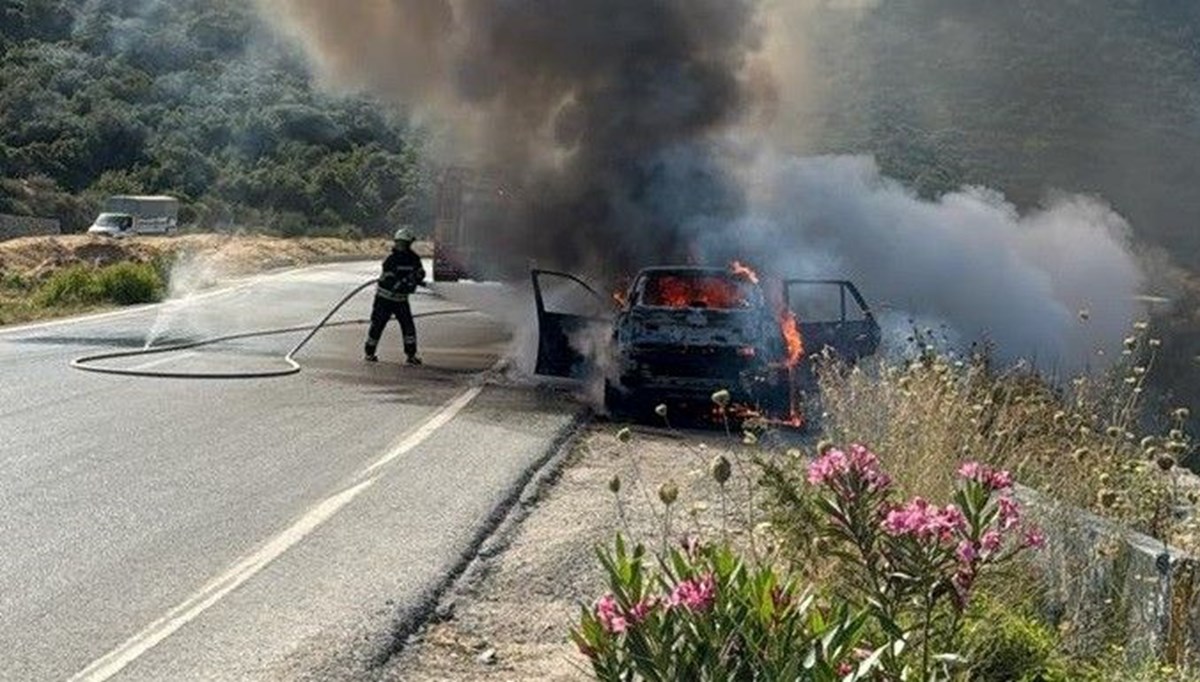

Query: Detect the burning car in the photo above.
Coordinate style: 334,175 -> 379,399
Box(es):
532,264 -> 882,424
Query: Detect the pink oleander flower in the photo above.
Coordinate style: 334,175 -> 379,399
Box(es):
955,539 -> 978,564
989,468 -> 1014,490
807,444 -> 891,492
837,662 -> 854,676
807,448 -> 850,486
595,594 -> 627,634
998,495 -> 1021,531
980,529 -> 1003,555
882,498 -> 967,542
940,504 -> 966,535
1023,527 -> 1047,550
846,443 -> 893,491
669,573 -> 717,613
958,461 -> 984,481
957,461 -> 1014,491
628,595 -> 659,624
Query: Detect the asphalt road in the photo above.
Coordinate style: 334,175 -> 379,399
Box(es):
0,261 -> 582,680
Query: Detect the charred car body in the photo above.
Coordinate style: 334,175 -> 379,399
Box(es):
533,265 -> 882,422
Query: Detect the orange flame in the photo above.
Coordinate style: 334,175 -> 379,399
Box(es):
778,309 -> 805,368
644,275 -> 752,309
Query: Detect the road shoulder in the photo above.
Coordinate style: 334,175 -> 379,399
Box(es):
385,423 -> 749,681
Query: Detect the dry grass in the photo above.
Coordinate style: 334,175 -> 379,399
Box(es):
0,233 -> 418,327
0,233 -> 402,279
812,324 -> 1196,551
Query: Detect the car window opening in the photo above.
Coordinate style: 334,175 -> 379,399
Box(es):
639,273 -> 757,310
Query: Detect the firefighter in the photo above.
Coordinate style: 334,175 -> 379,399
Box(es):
365,227 -> 426,364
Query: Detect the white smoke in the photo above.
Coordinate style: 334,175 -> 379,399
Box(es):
708,149 -> 1143,371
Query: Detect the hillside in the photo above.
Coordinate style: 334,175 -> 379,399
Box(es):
793,0 -> 1200,271
0,0 -> 424,236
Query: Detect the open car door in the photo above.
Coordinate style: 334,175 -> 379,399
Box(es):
784,280 -> 881,362
532,269 -> 613,378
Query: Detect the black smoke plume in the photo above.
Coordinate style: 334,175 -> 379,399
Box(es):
259,0 -> 762,278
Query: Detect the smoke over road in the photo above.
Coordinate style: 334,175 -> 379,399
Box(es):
259,0 -> 1144,369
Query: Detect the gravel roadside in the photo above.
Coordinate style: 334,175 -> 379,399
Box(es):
383,422 -> 762,681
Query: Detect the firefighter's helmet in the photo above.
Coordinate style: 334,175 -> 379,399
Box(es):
393,226 -> 415,243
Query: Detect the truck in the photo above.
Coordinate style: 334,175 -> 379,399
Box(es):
87,195 -> 179,237
431,168 -> 516,281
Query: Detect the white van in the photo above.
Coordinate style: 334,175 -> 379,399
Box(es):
87,196 -> 179,237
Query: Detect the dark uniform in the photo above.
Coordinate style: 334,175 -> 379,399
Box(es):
365,245 -> 426,362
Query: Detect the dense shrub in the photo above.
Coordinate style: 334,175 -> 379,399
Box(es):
962,597 -> 1070,681
96,261 -> 163,304
34,262 -> 163,307
34,265 -> 105,306
573,536 -> 873,681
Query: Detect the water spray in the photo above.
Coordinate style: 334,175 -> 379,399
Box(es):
70,279 -> 472,380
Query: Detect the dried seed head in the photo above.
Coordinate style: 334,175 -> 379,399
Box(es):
654,404 -> 668,418
1168,441 -> 1188,456
786,448 -> 802,460
1098,489 -> 1118,508
1157,454 -> 1177,472
1149,338 -> 1162,348
1072,447 -> 1089,461
608,475 -> 621,494
1053,411 -> 1067,425
658,481 -> 679,506
1106,426 -> 1122,438
1140,436 -> 1157,451
817,440 -> 835,455
616,427 -> 632,444
1098,473 -> 1111,485
1079,309 -> 1091,321
1134,321 -> 1149,331
1170,429 -> 1184,442
1174,408 -> 1191,421
710,455 -> 732,485
742,431 -> 759,446
1123,337 -> 1137,351
711,389 -> 731,408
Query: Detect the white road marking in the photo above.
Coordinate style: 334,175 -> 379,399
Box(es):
362,384 -> 484,478
70,383 -> 485,682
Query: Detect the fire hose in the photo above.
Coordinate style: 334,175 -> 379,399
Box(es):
70,278 -> 473,380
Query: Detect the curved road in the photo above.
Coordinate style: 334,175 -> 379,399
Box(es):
0,262 -> 581,680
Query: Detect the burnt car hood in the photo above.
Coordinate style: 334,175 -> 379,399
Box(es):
623,307 -> 762,348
